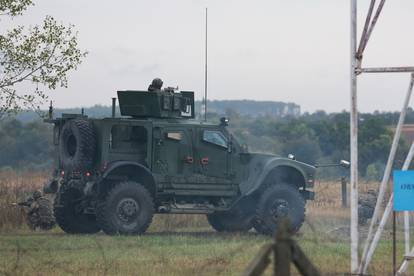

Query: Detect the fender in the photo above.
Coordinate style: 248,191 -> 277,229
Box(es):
100,161 -> 156,195
102,161 -> 152,179
239,154 -> 315,196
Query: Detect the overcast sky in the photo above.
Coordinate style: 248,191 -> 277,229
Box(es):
4,0 -> 414,112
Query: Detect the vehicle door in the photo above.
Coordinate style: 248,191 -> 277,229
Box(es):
195,128 -> 231,183
153,127 -> 193,186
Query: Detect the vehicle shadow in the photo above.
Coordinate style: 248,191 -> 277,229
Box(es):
146,230 -> 264,238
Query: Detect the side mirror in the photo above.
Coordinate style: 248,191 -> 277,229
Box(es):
340,160 -> 350,168
288,154 -> 296,160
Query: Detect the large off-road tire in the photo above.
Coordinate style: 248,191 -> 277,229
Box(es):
255,184 -> 305,235
97,181 -> 154,235
207,209 -> 253,232
54,185 -> 100,234
59,119 -> 96,171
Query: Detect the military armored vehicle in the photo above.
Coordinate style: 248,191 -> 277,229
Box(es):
44,79 -> 316,235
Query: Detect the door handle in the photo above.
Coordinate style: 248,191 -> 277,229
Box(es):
201,157 -> 209,165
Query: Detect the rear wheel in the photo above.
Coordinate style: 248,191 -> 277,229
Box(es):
54,185 -> 100,234
255,184 -> 305,235
207,208 -> 253,232
97,181 -> 154,235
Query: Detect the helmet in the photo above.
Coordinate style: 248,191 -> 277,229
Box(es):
149,78 -> 163,90
32,190 -> 42,199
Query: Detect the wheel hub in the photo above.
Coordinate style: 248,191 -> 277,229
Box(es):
117,198 -> 139,222
270,199 -> 289,220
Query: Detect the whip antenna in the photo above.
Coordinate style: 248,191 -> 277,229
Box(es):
204,7 -> 208,121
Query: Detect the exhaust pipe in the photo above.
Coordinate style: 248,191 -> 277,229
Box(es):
158,206 -> 170,213
112,98 -> 116,118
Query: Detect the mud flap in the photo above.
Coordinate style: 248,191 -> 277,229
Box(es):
300,190 -> 314,200
43,179 -> 59,194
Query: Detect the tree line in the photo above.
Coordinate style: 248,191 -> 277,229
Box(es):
1,107 -> 413,180
214,109 -> 411,180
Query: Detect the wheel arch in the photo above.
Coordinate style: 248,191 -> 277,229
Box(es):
246,163 -> 308,197
99,161 -> 156,197
261,165 -> 306,190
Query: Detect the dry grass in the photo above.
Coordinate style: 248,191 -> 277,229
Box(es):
0,170 -> 212,233
1,172 -> 375,231
0,171 -> 408,275
0,170 -> 47,231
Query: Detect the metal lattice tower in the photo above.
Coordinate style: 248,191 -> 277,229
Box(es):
349,1 -> 414,274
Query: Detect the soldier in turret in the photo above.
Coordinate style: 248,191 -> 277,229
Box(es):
148,78 -> 163,92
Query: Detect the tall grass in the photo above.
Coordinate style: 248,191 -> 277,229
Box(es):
0,170 -> 47,231
0,171 -> 407,275
0,170 -> 388,232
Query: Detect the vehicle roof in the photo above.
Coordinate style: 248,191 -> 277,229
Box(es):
47,114 -> 223,128
92,117 -> 221,128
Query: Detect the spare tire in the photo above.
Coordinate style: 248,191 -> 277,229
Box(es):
59,119 -> 96,171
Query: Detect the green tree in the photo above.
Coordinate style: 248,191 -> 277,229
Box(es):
0,0 -> 86,118
282,136 -> 322,164
0,119 -> 53,168
365,163 -> 380,181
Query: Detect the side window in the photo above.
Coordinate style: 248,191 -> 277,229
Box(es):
111,125 -> 147,152
202,130 -> 228,148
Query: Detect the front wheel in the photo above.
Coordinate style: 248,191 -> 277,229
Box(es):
255,184 -> 305,235
97,181 -> 154,235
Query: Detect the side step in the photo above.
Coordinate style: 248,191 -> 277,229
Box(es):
163,189 -> 238,197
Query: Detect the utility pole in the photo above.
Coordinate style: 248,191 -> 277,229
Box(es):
349,0 -> 358,273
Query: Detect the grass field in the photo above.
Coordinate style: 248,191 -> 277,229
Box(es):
0,171 -> 411,275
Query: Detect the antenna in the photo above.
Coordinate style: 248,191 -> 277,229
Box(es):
204,7 -> 208,122
48,100 -> 53,119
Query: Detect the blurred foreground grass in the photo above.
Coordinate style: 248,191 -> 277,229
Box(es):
0,214 -> 408,275
0,171 -> 411,275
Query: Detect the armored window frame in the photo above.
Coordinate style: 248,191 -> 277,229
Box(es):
202,130 -> 228,149
162,95 -> 172,110
110,125 -> 148,152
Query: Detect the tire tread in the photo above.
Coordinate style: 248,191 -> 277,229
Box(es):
97,181 -> 154,235
255,183 -> 305,235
